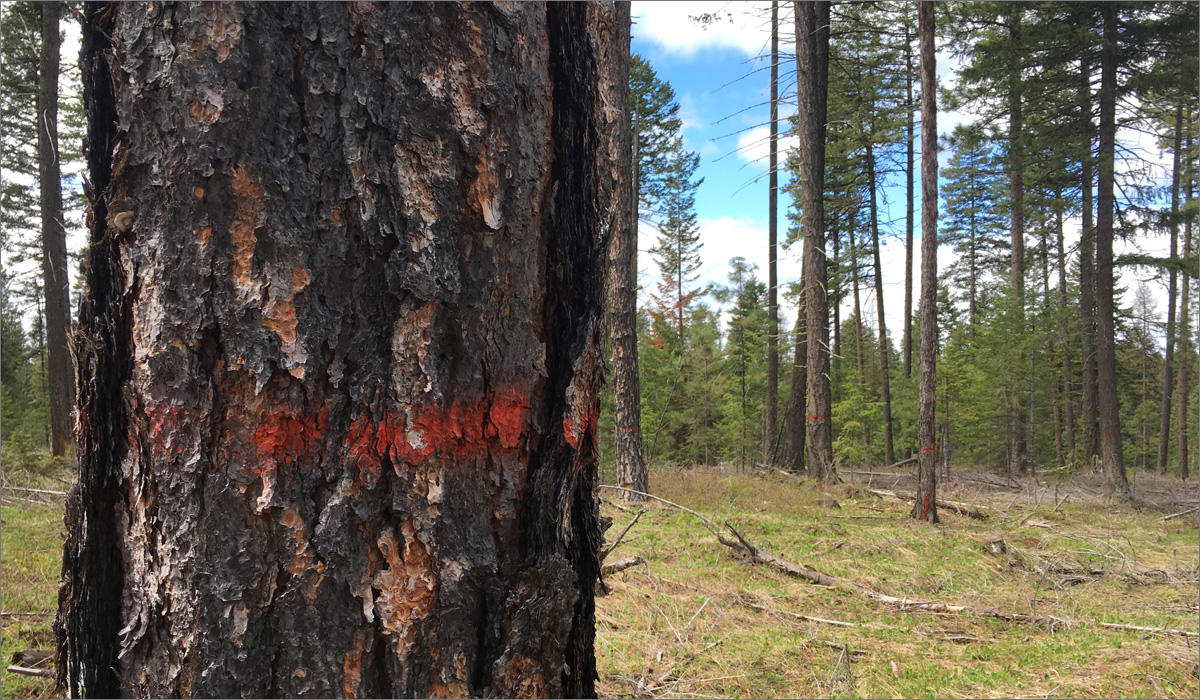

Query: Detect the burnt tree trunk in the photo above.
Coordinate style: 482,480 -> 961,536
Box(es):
38,0 -> 74,457
1157,101 -> 1181,475
867,140 -> 894,466
912,0 -> 938,524
57,3 -> 622,697
785,263 -> 808,472
608,2 -> 647,501
1078,50 -> 1100,466
765,0 -> 780,468
794,0 -> 833,481
1096,3 -> 1132,501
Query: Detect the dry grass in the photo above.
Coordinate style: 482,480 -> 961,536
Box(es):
596,466 -> 1200,699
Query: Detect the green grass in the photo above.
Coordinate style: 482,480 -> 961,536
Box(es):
2,464 -> 1196,698
596,467 -> 1200,699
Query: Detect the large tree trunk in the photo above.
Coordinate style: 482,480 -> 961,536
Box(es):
912,0 -> 938,524
1078,51 -> 1100,466
38,0 -> 74,457
795,0 -> 833,481
57,4 -> 621,697
785,264 -> 808,472
867,140 -> 895,466
1177,139 -> 1193,481
765,0 -> 780,468
1006,7 -> 1026,476
609,2 -> 648,501
1096,3 -> 1132,501
903,24 -> 915,381
1157,101 -> 1181,474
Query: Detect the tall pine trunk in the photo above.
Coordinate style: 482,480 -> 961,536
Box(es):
913,0 -> 938,523
786,263 -> 808,472
867,140 -> 895,466
765,0 -> 780,468
1055,194 -> 1076,464
38,0 -> 73,457
794,0 -> 833,480
1078,51 -> 1100,466
1157,101 -> 1181,474
849,211 -> 865,380
57,4 -> 621,696
1096,3 -> 1132,501
903,24 -> 915,381
1177,136 -> 1193,481
1006,7 -> 1027,475
609,2 -> 648,500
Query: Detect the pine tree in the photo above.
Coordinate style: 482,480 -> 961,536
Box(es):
649,147 -> 704,340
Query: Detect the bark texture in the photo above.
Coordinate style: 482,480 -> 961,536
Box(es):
1096,4 -> 1132,501
1156,102 -> 1181,474
608,2 -> 647,501
765,0 -> 779,468
1176,154 -> 1192,481
1078,51 -> 1100,466
57,3 -> 621,697
38,0 -> 74,457
794,0 -> 833,481
902,25 -> 915,381
1006,7 -> 1026,475
867,142 -> 894,466
912,0 -> 938,524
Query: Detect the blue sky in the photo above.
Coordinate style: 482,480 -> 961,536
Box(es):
629,0 -> 1176,344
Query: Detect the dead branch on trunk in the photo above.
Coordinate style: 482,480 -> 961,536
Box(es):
865,488 -> 989,520
601,509 -> 643,560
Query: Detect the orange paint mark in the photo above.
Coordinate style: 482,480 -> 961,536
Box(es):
563,416 -> 578,448
488,390 -> 529,449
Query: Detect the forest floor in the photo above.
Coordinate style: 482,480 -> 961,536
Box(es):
1,463 -> 1197,699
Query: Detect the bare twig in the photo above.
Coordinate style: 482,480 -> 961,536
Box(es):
6,665 -> 53,678
598,485 -> 718,534
601,509 -> 644,560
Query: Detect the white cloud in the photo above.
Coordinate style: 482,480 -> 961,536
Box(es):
734,125 -> 800,167
632,1 -> 774,58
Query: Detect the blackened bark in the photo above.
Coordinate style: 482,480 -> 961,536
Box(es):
1157,101 -> 1181,474
794,0 -> 833,481
912,0 -> 938,524
765,0 -> 780,468
38,0 -> 74,457
867,141 -> 894,466
1007,7 -> 1026,476
58,3 -> 620,697
1079,51 -> 1100,465
55,5 -> 125,695
1097,4 -> 1132,501
608,2 -> 648,501
903,24 -> 915,381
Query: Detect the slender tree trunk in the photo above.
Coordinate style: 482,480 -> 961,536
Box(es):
1055,194 -> 1076,463
765,0 -> 780,468
1097,3 -> 1132,501
832,218 -> 841,361
610,3 -> 648,501
867,140 -> 894,465
903,24 -> 915,381
1041,228 -> 1064,470
38,0 -> 74,457
795,0 -> 833,480
786,263 -> 808,472
1157,101 -> 1181,474
57,4 -> 620,697
912,0 -> 938,523
849,210 -> 864,380
1007,7 -> 1027,476
1079,51 -> 1100,466
968,208 -> 978,336
1177,136 -> 1193,481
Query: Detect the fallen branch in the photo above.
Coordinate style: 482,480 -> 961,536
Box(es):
601,509 -> 643,560
6,665 -> 53,678
0,612 -> 54,618
1161,506 -> 1199,522
1097,621 -> 1198,638
601,555 -> 645,577
598,485 -> 718,534
865,488 -> 989,520
2,485 -> 67,496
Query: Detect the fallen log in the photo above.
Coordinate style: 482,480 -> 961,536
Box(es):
865,488 -> 989,520
1161,506 -> 1199,522
6,666 -> 53,678
601,555 -> 645,577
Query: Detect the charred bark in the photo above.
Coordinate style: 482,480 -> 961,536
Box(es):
912,0 -> 938,524
1096,4 -> 1132,501
38,0 -> 74,457
785,263 -> 807,472
608,2 -> 647,501
57,3 -> 621,697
